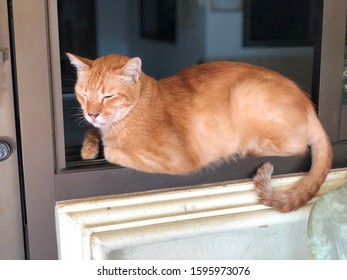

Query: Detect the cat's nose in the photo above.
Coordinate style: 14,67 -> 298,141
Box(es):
88,113 -> 99,121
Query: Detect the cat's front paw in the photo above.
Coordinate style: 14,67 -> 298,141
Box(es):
81,141 -> 99,160
81,128 -> 101,160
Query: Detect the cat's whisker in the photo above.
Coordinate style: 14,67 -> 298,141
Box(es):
111,119 -> 138,147
62,79 -> 77,83
67,112 -> 84,119
75,116 -> 91,129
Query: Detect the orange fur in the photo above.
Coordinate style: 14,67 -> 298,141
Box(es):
67,53 -> 332,212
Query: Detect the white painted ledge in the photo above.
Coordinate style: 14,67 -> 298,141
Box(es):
55,168 -> 347,260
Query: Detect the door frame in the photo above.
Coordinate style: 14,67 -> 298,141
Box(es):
312,0 -> 346,141
0,0 -> 25,259
10,0 -> 57,259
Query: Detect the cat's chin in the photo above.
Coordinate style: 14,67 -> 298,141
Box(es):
84,118 -> 102,128
90,122 -> 103,128
88,118 -> 119,129
86,117 -> 121,129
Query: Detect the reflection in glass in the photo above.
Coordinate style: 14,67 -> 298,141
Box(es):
342,16 -> 347,106
339,13 -> 347,141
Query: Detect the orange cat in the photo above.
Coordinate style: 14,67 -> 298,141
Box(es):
67,53 -> 332,212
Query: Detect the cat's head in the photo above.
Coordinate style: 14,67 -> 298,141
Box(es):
67,53 -> 142,128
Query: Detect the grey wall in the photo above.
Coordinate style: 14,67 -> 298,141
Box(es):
128,0 -> 206,79
204,2 -> 314,59
94,0 -> 314,85
96,0 -> 131,56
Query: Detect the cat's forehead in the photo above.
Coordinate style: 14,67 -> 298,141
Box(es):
76,69 -> 125,94
76,54 -> 131,93
94,54 -> 130,69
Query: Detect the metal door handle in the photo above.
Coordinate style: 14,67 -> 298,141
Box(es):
0,141 -> 11,162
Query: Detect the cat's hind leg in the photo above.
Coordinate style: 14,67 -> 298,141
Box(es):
81,128 -> 101,160
253,162 -> 274,207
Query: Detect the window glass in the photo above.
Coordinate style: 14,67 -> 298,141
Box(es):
342,16 -> 347,106
58,0 -> 315,166
339,14 -> 347,140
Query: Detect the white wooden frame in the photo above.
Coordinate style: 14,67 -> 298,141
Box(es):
56,168 -> 347,260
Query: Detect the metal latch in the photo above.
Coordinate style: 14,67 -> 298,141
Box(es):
0,141 -> 11,162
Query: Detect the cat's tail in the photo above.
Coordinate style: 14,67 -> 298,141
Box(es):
253,117 -> 332,212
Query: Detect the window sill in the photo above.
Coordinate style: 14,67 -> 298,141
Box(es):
55,168 -> 347,259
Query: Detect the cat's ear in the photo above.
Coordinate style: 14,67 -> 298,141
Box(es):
66,53 -> 93,74
122,57 -> 142,83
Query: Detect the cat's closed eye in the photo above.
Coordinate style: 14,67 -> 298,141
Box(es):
77,92 -> 88,99
102,94 -> 115,102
